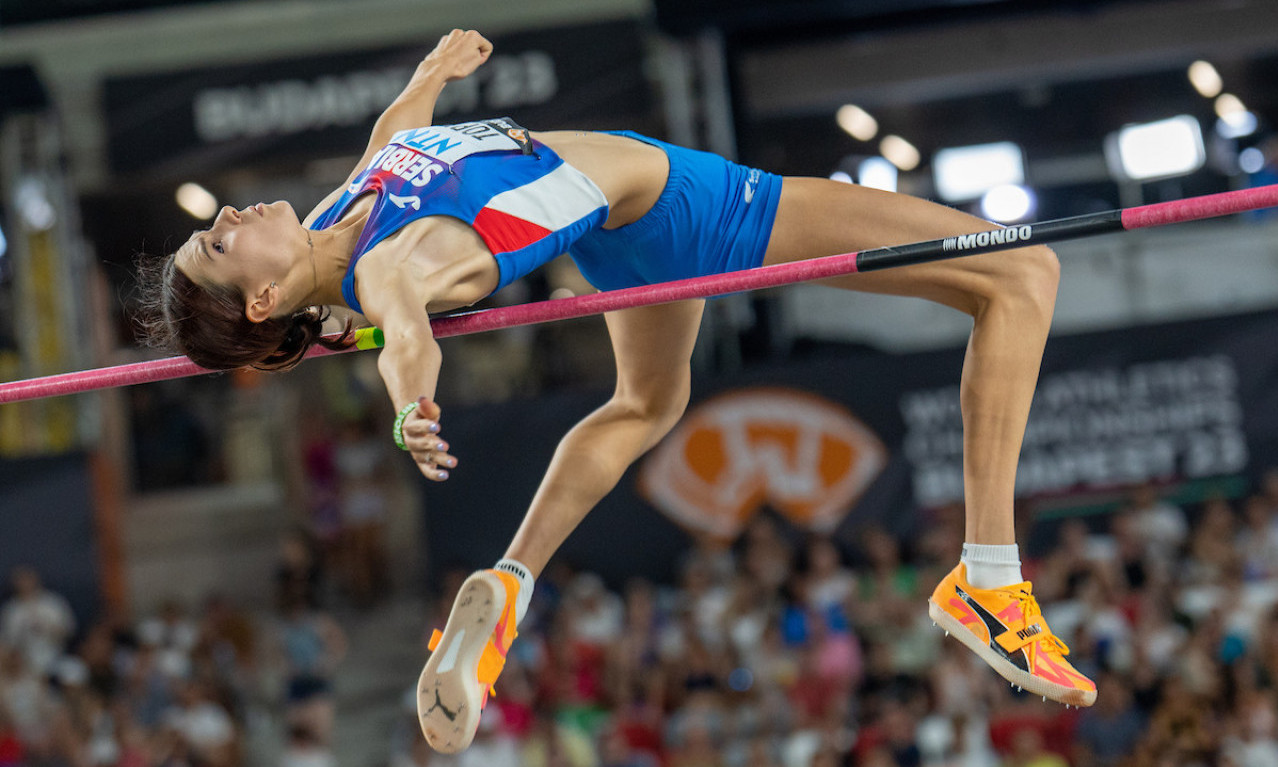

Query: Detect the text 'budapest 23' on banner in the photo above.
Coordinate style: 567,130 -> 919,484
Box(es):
103,19 -> 652,180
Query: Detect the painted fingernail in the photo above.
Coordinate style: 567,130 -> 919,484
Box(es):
437,470 -> 449,480
445,458 -> 456,467
438,442 -> 449,451
428,422 -> 440,433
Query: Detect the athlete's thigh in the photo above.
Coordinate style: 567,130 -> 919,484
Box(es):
762,177 -> 1027,312
604,299 -> 705,404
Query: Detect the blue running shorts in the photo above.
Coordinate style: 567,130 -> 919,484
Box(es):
568,131 -> 783,292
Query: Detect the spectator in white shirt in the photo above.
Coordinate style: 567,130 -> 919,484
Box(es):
0,566 -> 75,678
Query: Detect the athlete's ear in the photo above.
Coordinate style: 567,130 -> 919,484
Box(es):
245,281 -> 279,324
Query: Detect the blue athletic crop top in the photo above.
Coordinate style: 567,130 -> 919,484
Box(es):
308,118 -> 609,314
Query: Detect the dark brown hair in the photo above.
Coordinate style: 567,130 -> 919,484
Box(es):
136,254 -> 351,371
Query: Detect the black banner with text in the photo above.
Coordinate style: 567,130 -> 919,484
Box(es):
104,19 -> 653,179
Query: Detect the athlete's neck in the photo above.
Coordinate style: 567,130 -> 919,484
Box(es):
294,216 -> 364,308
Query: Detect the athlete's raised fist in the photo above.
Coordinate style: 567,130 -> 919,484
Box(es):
422,29 -> 493,82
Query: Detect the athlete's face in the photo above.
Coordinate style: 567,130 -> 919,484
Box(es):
174,201 -> 301,291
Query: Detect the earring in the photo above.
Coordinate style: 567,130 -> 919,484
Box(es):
270,281 -> 277,288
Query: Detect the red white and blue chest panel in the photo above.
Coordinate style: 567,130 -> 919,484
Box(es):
309,118 -> 609,314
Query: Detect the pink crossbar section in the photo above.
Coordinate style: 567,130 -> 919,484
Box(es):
0,251 -> 863,403
5,182 -> 1277,404
1122,184 -> 1278,230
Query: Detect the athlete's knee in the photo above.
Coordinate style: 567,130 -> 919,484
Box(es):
1013,244 -> 1060,312
612,376 -> 691,437
976,244 -> 1059,319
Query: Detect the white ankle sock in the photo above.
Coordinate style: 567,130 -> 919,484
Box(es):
493,558 -> 535,627
961,543 -> 1023,589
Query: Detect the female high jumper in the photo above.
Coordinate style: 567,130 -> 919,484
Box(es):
139,29 -> 1094,753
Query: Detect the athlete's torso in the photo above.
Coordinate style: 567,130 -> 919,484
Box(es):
306,120 -> 668,314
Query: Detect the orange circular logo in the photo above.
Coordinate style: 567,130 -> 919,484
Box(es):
638,387 -> 887,540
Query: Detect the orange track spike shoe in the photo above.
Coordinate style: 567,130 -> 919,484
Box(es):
928,563 -> 1096,707
418,569 -> 520,753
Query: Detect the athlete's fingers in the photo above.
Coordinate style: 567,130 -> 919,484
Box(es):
416,396 -> 442,422
408,413 -> 439,437
470,31 -> 493,57
432,447 -> 457,469
414,450 -> 451,481
404,433 -> 455,466
400,398 -> 442,440
401,418 -> 440,442
400,406 -> 457,470
403,429 -> 444,452
423,30 -> 491,81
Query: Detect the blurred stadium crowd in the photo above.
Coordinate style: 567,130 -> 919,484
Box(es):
5,472 -> 1278,767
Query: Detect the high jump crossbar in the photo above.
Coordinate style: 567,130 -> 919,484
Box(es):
2,183 -> 1277,405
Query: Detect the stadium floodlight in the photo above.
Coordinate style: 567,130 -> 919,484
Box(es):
176,182 -> 219,220
1188,60 -> 1223,99
1217,113 -> 1259,140
15,177 -> 55,231
1238,147 -> 1266,175
1105,115 -> 1205,182
836,104 -> 879,141
980,184 -> 1037,223
880,135 -> 920,171
857,156 -> 898,192
1215,93 -> 1258,139
1215,93 -> 1246,120
932,142 -> 1025,202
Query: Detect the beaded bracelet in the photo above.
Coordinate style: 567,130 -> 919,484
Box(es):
392,401 -> 419,451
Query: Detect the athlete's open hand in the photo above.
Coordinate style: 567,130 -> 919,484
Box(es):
402,397 -> 457,481
423,29 -> 493,83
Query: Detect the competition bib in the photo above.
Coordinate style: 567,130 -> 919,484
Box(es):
364,118 -> 535,190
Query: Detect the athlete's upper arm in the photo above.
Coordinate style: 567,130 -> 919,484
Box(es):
353,252 -> 443,410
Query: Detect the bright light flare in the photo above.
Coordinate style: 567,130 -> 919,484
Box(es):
879,135 -> 920,171
176,182 -> 219,220
1239,147 -> 1266,175
15,177 -> 56,231
1216,93 -> 1247,121
836,104 -> 879,141
1188,60 -> 1223,98
1214,93 -> 1258,138
980,185 -> 1037,223
857,157 -> 898,192
933,141 -> 1025,202
1107,115 -> 1205,181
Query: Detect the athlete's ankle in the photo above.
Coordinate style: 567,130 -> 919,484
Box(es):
493,558 -> 535,626
960,543 -> 1023,589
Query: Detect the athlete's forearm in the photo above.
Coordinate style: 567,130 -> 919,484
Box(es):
374,64 -> 449,138
377,330 -> 456,481
377,330 -> 443,409
371,30 -> 491,142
